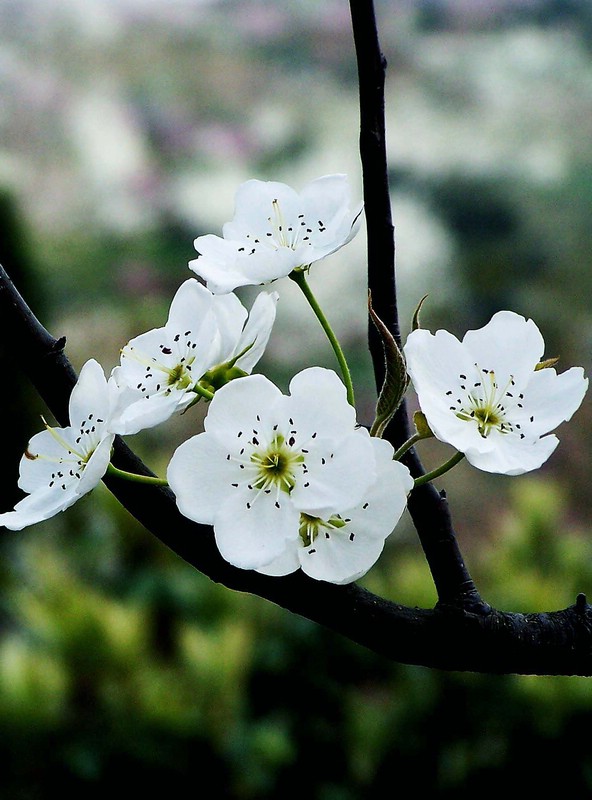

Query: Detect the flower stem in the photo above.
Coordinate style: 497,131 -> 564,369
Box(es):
290,269 -> 355,407
106,463 -> 169,486
194,383 -> 215,401
413,451 -> 465,488
392,432 -> 424,460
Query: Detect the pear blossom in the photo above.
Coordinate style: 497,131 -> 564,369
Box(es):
0,359 -> 115,531
167,367 -> 412,581
256,437 -> 413,584
189,174 -> 363,294
111,278 -> 278,435
403,310 -> 588,475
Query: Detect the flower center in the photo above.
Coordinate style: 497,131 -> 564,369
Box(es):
250,434 -> 305,493
124,339 -> 197,396
240,199 -> 328,257
450,367 -> 518,438
31,415 -> 106,491
167,363 -> 193,389
299,513 -> 348,548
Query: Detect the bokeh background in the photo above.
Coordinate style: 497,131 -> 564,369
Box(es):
1,0 -> 592,796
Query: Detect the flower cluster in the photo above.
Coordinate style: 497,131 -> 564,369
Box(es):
167,368 -> 413,584
1,172 -> 588,586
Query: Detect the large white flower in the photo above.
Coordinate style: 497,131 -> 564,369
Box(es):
189,174 -> 363,294
167,367 -> 411,581
111,278 -> 278,435
404,310 -> 588,475
256,437 -> 413,585
0,359 -> 116,531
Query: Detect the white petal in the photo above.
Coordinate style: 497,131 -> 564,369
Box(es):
190,235 -> 253,293
297,442 -> 412,584
166,281 -> 232,371
298,525 -> 387,585
76,434 -> 114,495
223,179 -> 303,240
68,359 -> 110,428
255,545 -> 300,577
203,374 -> 283,450
111,387 -> 190,435
166,279 -> 214,332
290,429 -> 376,517
209,292 -> 248,362
17,428 -> 79,494
190,234 -> 296,294
118,327 -> 174,385
514,366 -> 588,436
0,486 -> 79,531
299,173 -> 363,258
233,291 -> 279,373
350,439 -> 414,537
299,174 -> 351,220
286,367 -> 357,440
462,311 -> 545,384
404,327 -> 473,392
213,488 -> 300,570
404,328 -> 479,445
167,433 -> 242,525
464,433 -> 559,475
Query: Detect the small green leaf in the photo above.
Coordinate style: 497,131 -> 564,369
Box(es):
413,410 -> 434,439
535,356 -> 560,371
412,294 -> 429,331
368,292 -> 409,438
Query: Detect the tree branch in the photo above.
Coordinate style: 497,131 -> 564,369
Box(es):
3,263 -> 592,676
349,0 -> 485,612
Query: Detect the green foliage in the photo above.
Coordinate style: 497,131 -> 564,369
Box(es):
2,476 -> 592,797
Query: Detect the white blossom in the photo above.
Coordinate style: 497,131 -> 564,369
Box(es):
404,310 -> 588,475
189,174 -> 363,294
0,359 -> 115,531
256,437 -> 413,584
111,278 -> 278,435
167,367 -> 412,583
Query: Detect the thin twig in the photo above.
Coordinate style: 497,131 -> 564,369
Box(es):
348,0 -> 485,610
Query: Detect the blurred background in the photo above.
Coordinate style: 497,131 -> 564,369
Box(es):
1,0 -> 592,796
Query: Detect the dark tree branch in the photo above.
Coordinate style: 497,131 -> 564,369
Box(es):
349,0 -> 484,611
3,263 -> 592,676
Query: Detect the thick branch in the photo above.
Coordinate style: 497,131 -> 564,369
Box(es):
2,263 -> 592,676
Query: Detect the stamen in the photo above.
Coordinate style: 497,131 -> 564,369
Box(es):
451,367 -> 518,438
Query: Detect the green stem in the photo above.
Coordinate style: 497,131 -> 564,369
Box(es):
413,451 -> 465,488
194,383 -> 215,401
392,432 -> 424,460
290,269 -> 355,407
106,463 -> 169,487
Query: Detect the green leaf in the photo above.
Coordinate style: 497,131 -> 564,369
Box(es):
368,292 -> 409,438
413,410 -> 434,439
